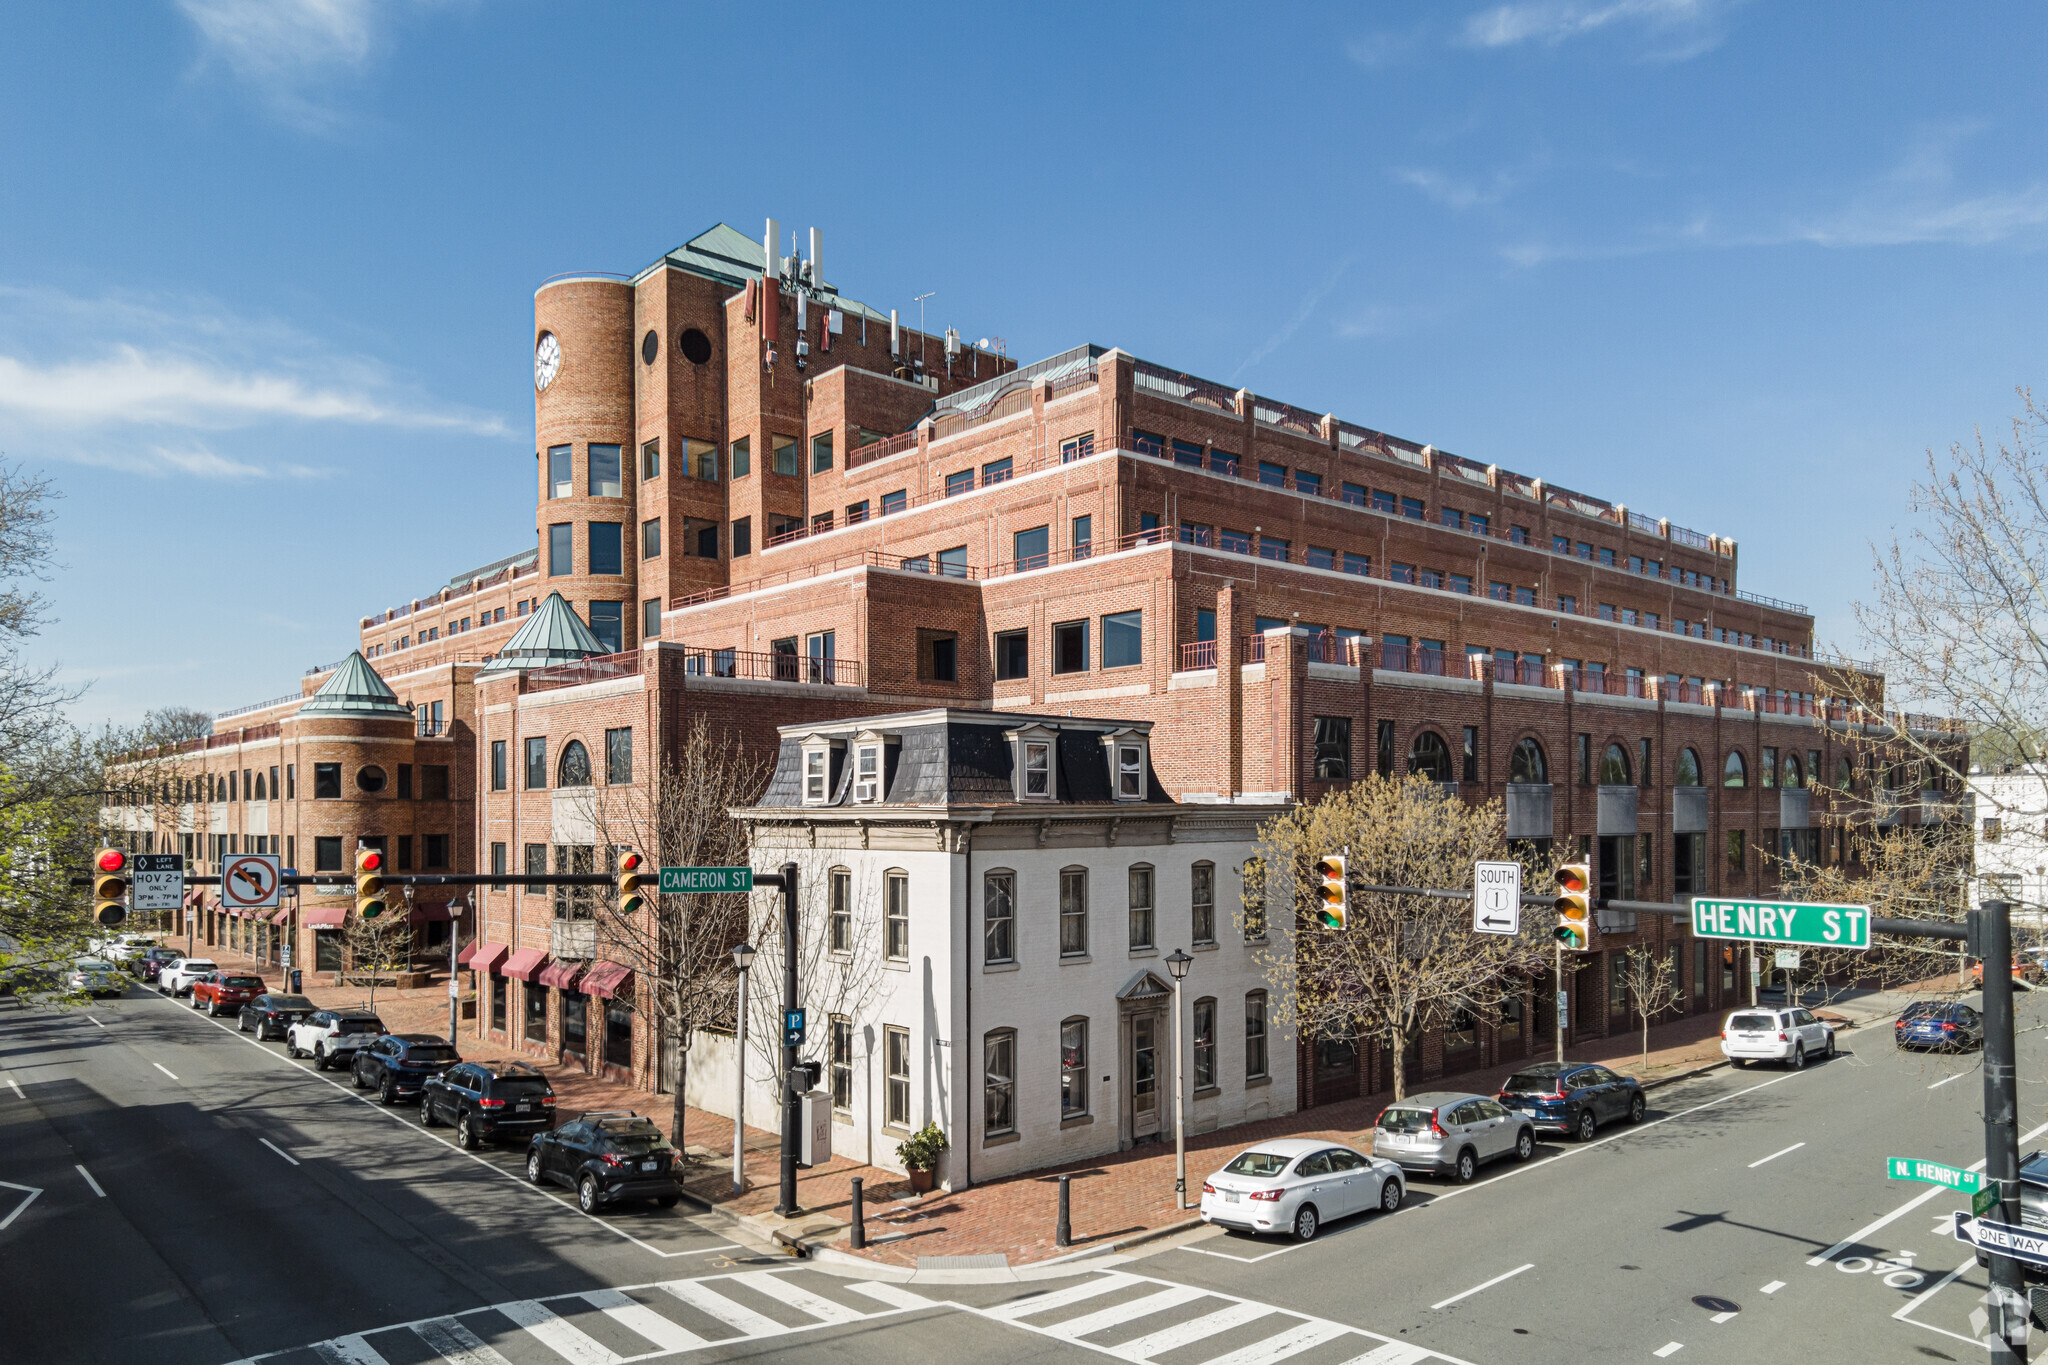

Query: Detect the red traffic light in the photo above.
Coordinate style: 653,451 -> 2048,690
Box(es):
358,849 -> 381,872
97,848 -> 126,873
620,851 -> 642,872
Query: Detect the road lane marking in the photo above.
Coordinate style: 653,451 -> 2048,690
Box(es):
987,1272 -> 1141,1320
731,1269 -> 866,1324
1654,1345 -> 1684,1358
0,1180 -> 43,1231
85,1015 -> 105,1028
493,1299 -> 619,1365
310,1337 -> 390,1365
1808,1117 -> 2048,1265
3,1073 -> 21,1099
413,1315 -> 514,1365
579,1287 -> 707,1352
1928,1071 -> 1969,1089
1112,1300 -> 1275,1359
1749,1142 -> 1806,1168
1710,1311 -> 1737,1324
260,1138 -> 300,1166
1044,1285 -> 1208,1340
1431,1263 -> 1534,1310
152,1062 -> 178,1080
1201,1321 -> 1349,1364
656,1278 -> 789,1336
1760,1281 -> 1784,1294
75,1164 -> 104,1197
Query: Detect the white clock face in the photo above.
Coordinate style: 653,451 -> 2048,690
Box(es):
534,332 -> 561,391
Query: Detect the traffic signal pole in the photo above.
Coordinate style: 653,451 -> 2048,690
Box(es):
774,862 -> 801,1218
1979,897 -> 2027,1363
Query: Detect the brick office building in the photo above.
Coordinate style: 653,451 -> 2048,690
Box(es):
116,216 -> 1964,1142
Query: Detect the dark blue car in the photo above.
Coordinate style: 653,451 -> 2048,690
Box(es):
1895,1001 -> 1983,1051
1497,1062 -> 1646,1142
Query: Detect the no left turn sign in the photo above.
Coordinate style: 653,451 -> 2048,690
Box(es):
222,854 -> 282,909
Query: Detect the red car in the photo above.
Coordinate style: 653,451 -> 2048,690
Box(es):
192,972 -> 267,1017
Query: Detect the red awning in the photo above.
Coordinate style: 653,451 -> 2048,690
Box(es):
503,948 -> 548,981
270,907 -> 292,925
582,962 -> 633,998
405,901 -> 454,926
306,905 -> 347,928
537,960 -> 584,991
465,942 -> 509,975
457,938 -> 490,966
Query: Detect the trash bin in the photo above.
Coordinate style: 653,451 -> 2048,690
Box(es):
290,969 -> 303,994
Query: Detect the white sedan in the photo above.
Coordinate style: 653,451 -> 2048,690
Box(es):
1199,1137 -> 1406,1241
157,957 -> 218,996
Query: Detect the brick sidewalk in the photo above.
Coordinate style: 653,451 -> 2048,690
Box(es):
166,943 -> 1929,1270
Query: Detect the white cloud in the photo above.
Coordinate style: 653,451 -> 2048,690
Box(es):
1232,259 -> 1354,381
63,443 -> 329,481
177,0 -> 378,131
1461,0 -> 1733,60
1395,164 -> 1538,211
1335,303 -> 1440,341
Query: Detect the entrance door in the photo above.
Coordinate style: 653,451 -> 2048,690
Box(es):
1130,1014 -> 1160,1140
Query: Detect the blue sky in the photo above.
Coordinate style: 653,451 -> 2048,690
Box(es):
3,1 -> 2043,724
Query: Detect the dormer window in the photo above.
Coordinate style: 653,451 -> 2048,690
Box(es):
804,749 -> 828,803
1099,728 -> 1150,802
854,743 -> 880,802
1024,742 -> 1050,796
1005,724 -> 1060,802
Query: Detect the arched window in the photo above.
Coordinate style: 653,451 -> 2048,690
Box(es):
1674,748 -> 1703,787
1724,750 -> 1747,788
557,741 -> 591,787
1783,752 -> 1804,788
1599,743 -> 1631,785
253,772 -> 266,800
1835,757 -> 1854,790
1408,730 -> 1453,781
1508,738 -> 1548,784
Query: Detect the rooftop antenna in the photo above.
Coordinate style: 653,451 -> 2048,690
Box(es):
914,291 -> 936,372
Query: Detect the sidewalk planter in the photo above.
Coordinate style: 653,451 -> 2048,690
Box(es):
898,1122 -> 948,1192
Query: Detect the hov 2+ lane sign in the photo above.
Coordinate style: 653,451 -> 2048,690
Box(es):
1690,897 -> 1871,951
130,854 -> 184,912
1473,861 -> 1522,936
1953,1211 -> 2048,1271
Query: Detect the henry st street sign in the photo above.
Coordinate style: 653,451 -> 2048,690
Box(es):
1888,1156 -> 1985,1194
1690,897 -> 1871,951
659,866 -> 755,894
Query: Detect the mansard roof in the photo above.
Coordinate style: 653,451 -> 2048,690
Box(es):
295,652 -> 411,718
477,591 -> 605,676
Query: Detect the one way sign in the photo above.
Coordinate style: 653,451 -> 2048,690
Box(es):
1473,861 -> 1522,936
1953,1210 -> 2048,1270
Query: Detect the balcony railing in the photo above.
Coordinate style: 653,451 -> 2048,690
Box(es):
845,430 -> 918,470
1179,639 -> 1218,670
679,646 -> 863,688
526,650 -> 642,693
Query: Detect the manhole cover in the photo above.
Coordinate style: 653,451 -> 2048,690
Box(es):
1693,1295 -> 1740,1314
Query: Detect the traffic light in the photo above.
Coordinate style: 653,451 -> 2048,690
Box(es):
1554,862 -> 1591,950
355,846 -> 387,919
91,848 -> 128,927
617,849 -> 653,914
1313,853 -> 1347,931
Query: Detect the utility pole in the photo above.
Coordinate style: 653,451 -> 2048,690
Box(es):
1554,936 -> 1565,1065
446,893 -> 463,1045
914,292 -> 936,374
1978,897 -> 2028,1363
774,861 -> 802,1218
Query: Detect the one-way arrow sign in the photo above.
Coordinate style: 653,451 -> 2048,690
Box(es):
1953,1210 -> 2048,1270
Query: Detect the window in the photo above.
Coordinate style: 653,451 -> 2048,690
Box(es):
830,1017 -> 853,1112
1116,742 -> 1146,798
726,516 -> 751,558
804,747 -> 829,803
816,867 -> 850,954
1761,746 -> 1778,789
1128,864 -> 1155,949
1061,1018 -> 1089,1116
1061,433 -> 1095,463
1132,429 -> 1165,456
1012,524 -> 1049,572
995,629 -> 1028,680
526,843 -> 547,880
772,438 -> 799,477
1306,545 -> 1336,570
945,469 -> 973,496
548,523 -> 573,575
982,456 -> 1013,484
314,763 -> 341,799
424,834 -> 448,869
1172,439 -> 1204,467
285,764 -> 295,798
641,518 -> 661,559
846,500 -> 870,525
1313,716 -> 1351,780
1599,743 -> 1631,785
937,545 -> 968,578
395,763 -> 411,800
1192,861 -> 1215,944
1102,610 -> 1142,668
525,983 -> 549,1044
918,629 -> 958,683
1377,719 -> 1395,776
1675,747 -> 1702,786
547,445 -> 573,498
588,444 -> 622,497
884,1026 -> 911,1127
1019,738 -> 1051,798
643,597 -> 661,641
1245,992 -> 1269,1078
1060,868 -> 1088,956
588,601 -> 622,652
1724,750 -> 1748,787
730,437 -> 750,477
1783,751 -> 1803,789
881,489 -> 906,516
984,1030 -> 1016,1136
490,842 -> 506,891
587,523 -> 623,576
314,836 -> 343,872
1509,738 -> 1547,783
602,727 -> 632,785
1053,619 -> 1089,674
1072,514 -> 1092,558
1409,731 -> 1453,780
640,439 -> 660,480
1400,497 -> 1425,520
1193,998 -> 1217,1089
1836,757 -> 1854,790
985,871 -> 1015,964
885,870 -> 910,960
1462,726 -> 1481,782
853,742 -> 880,800
811,432 -> 833,474
604,999 -> 632,1068
525,737 -> 548,789
1574,734 -> 1592,786
1727,828 -> 1746,871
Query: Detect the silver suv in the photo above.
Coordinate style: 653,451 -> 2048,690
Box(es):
286,1009 -> 387,1070
1371,1089 -> 1537,1183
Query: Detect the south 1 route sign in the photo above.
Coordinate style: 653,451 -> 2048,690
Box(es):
659,866 -> 754,894
1472,861 -> 1522,936
1690,897 -> 1871,951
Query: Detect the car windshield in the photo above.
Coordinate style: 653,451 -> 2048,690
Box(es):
338,1019 -> 383,1034
404,1045 -> 459,1063
1378,1108 -> 1434,1134
492,1076 -> 551,1096
74,960 -> 113,970
269,996 -> 314,1010
185,962 -> 216,971
1502,1072 -> 1560,1094
1728,1013 -> 1777,1031
1900,1003 -> 1943,1021
223,976 -> 263,988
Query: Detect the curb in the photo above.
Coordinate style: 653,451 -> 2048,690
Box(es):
1032,1215 -> 1209,1267
1642,1058 -> 1729,1090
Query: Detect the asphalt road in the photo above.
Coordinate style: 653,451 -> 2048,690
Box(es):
4,983 -> 2037,1365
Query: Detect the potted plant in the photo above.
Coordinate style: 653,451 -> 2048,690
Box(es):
896,1121 -> 949,1192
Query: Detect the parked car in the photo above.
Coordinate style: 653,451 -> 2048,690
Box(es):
237,993 -> 316,1040
1971,959 -> 2044,988
68,958 -> 124,998
138,947 -> 184,983
420,1060 -> 557,1148
1721,1007 -> 1835,1069
1372,1091 -> 1538,1182
351,1033 -> 460,1103
192,972 -> 266,1016
1498,1062 -> 1648,1142
157,958 -> 218,996
1896,1001 -> 1984,1051
525,1112 -> 685,1213
286,1009 -> 387,1069
95,934 -> 157,963
1198,1138 -> 1405,1241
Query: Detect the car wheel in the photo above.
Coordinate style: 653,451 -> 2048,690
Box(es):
313,1045 -> 327,1070
419,1097 -> 436,1127
1380,1177 -> 1403,1212
657,1195 -> 680,1209
526,1149 -> 545,1184
1627,1094 -> 1646,1125
237,1014 -> 249,1032
1731,1057 -> 1747,1068
378,1077 -> 397,1106
1514,1128 -> 1536,1162
1575,1110 -> 1598,1143
1790,1045 -> 1805,1071
1293,1203 -> 1319,1241
1454,1148 -> 1478,1184
1824,1033 -> 1836,1060
456,1115 -> 477,1151
351,1062 -> 368,1089
578,1174 -> 600,1213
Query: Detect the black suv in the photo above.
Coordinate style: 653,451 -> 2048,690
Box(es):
525,1112 -> 684,1212
237,993 -> 316,1040
419,1060 -> 556,1149
351,1034 -> 460,1104
1497,1062 -> 1646,1142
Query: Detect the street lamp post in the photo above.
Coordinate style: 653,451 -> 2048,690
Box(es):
731,941 -> 756,1196
446,893 -> 467,1045
1166,948 -> 1193,1209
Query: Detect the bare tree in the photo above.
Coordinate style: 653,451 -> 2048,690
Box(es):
1775,814 -> 1977,1003
1246,774 -> 1553,1101
1616,946 -> 1680,1073
341,912 -> 415,1016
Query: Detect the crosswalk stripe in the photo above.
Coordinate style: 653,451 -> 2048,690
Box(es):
311,1337 -> 391,1365
495,1299 -> 620,1365
843,1281 -> 940,1312
413,1316 -> 516,1365
580,1287 -> 708,1354
1046,1285 -> 1210,1340
1110,1300 -> 1277,1361
1338,1343 -> 1433,1365
1201,1320 -> 1351,1365
732,1269 -> 867,1324
986,1272 -> 1141,1321
656,1277 -> 790,1337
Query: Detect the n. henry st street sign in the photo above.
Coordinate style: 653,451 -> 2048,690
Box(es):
1888,1157 -> 1985,1194
1690,897 -> 1871,950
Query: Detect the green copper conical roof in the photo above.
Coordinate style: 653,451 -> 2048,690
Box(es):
297,651 -> 412,718
478,591 -> 606,675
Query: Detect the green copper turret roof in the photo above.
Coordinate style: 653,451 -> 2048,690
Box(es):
478,591 -> 606,675
296,651 -> 412,718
